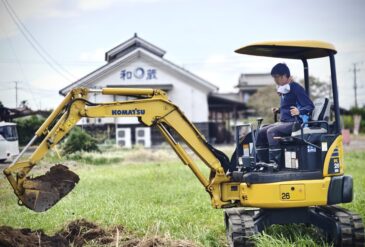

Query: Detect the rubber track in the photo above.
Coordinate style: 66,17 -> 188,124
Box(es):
319,205 -> 365,247
225,208 -> 257,247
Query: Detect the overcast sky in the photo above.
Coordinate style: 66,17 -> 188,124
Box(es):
0,0 -> 364,110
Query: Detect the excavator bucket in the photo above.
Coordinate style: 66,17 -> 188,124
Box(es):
18,164 -> 79,212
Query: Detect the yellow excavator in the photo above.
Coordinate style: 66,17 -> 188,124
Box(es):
4,41 -> 364,246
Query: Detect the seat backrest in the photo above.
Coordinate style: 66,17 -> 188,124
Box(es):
311,98 -> 330,121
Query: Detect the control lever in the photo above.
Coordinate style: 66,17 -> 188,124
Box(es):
254,117 -> 263,144
252,117 -> 264,165
256,117 -> 263,130
255,162 -> 278,172
291,111 -> 301,132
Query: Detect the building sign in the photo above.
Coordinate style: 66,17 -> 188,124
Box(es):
120,67 -> 157,80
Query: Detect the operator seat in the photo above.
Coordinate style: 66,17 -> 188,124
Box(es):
291,97 -> 330,137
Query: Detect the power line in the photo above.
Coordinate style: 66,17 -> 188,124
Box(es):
0,19 -> 41,109
1,0 -> 75,82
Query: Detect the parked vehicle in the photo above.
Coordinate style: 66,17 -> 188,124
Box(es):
0,122 -> 19,162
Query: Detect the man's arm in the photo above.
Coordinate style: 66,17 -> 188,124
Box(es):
292,82 -> 314,115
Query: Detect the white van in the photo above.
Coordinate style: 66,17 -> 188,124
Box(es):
0,122 -> 19,162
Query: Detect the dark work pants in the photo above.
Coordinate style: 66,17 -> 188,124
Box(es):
256,122 -> 294,148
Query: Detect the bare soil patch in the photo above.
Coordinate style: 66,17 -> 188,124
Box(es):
0,219 -> 197,247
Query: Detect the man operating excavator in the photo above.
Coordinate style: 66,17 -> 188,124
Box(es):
256,63 -> 314,167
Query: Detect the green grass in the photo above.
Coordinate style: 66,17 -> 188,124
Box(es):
0,150 -> 364,246
341,151 -> 365,214
1,156 -> 226,246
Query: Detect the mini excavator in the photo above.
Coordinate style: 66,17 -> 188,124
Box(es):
4,41 -> 364,246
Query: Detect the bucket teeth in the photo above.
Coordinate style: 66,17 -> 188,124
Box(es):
19,164 -> 79,212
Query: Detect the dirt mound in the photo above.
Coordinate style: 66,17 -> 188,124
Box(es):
0,226 -> 67,247
59,219 -> 114,246
30,164 -> 80,198
0,219 -> 197,247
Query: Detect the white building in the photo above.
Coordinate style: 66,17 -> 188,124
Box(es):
60,34 -> 243,147
236,73 -> 272,103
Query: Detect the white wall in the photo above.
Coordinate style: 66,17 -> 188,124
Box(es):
245,74 -> 272,86
83,55 -> 210,125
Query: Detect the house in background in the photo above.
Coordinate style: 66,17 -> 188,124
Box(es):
236,73 -> 272,104
60,34 -> 245,147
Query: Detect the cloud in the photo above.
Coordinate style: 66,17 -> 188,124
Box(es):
75,0 -> 174,11
75,0 -> 120,11
186,53 -> 285,92
0,0 -> 64,39
184,54 -> 244,92
0,0 -> 177,39
79,48 -> 106,62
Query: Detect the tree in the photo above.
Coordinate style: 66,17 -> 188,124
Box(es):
300,76 -> 331,101
247,85 -> 280,123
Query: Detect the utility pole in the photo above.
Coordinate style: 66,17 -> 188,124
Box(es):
351,63 -> 361,108
13,81 -> 19,108
350,62 -> 363,136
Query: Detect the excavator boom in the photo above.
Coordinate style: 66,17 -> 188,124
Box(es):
3,87 -> 230,212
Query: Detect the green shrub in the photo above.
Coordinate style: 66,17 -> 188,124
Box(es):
342,115 -> 353,130
15,116 -> 45,145
63,127 -> 100,155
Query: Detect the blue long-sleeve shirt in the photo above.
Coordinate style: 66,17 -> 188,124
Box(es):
280,82 -> 314,122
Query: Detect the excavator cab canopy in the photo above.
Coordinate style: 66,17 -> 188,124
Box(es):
235,40 -> 337,59
235,40 -> 341,134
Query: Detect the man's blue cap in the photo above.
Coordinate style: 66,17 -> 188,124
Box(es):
271,63 -> 290,77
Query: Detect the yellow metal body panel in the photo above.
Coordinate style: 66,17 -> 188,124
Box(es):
221,182 -> 241,201
235,40 -> 337,59
323,135 -> 344,177
238,178 -> 331,208
280,184 -> 305,201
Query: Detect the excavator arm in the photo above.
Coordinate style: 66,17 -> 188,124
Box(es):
3,87 -> 231,212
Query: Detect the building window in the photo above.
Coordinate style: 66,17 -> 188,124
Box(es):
116,128 -> 131,148
118,131 -> 125,138
137,129 -> 144,137
135,127 -> 151,148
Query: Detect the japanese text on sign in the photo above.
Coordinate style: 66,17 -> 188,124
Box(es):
120,67 -> 157,80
